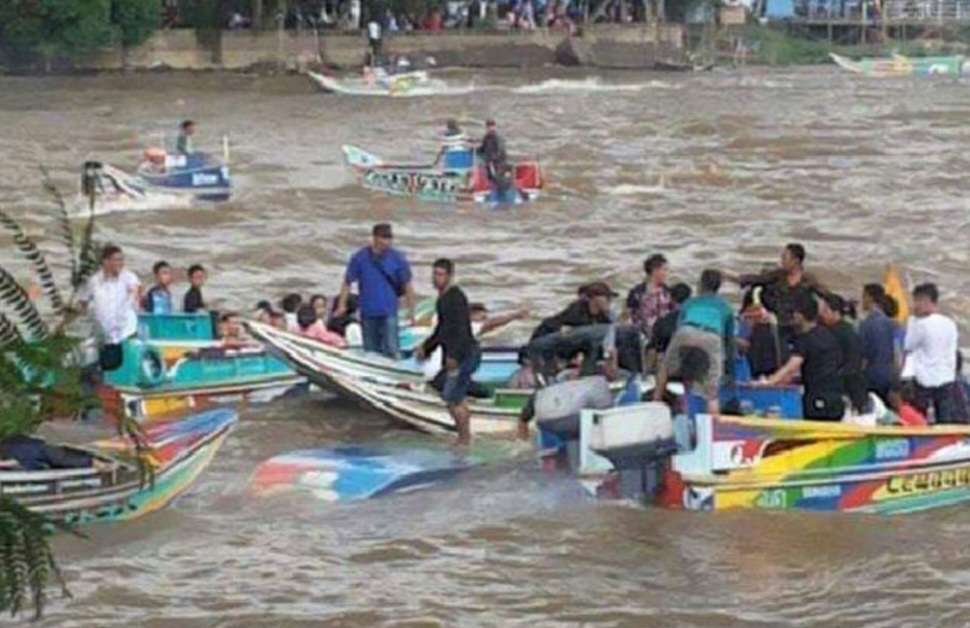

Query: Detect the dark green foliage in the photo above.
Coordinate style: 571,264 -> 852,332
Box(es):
0,498 -> 71,620
111,0 -> 161,47
0,0 -> 163,68
0,0 -> 115,66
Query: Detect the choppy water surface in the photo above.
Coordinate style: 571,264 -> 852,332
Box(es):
3,67 -> 970,626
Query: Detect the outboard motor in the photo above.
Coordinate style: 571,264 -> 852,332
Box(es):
534,376 -> 613,472
81,161 -> 103,199
589,402 -> 679,503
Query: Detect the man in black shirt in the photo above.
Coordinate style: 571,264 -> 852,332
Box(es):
820,293 -> 869,413
527,282 -> 616,379
183,264 -> 207,313
416,258 -> 480,446
725,243 -> 825,358
756,291 -> 844,421
477,119 -> 507,181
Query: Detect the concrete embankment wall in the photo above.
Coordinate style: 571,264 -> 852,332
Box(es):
75,25 -> 684,72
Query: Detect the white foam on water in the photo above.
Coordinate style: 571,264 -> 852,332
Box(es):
69,192 -> 194,217
512,77 -> 674,94
609,182 -> 668,196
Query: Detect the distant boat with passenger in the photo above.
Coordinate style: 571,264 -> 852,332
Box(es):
342,144 -> 544,205
830,52 -> 968,77
307,68 -> 446,97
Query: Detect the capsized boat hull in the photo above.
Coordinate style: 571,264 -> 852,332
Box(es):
1,409 -> 237,524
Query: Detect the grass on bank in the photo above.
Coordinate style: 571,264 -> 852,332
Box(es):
708,22 -> 970,65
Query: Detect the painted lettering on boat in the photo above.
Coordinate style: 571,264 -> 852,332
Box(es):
875,438 -> 910,461
802,485 -> 841,499
192,173 -> 219,186
363,169 -> 464,199
886,467 -> 970,495
756,489 -> 786,509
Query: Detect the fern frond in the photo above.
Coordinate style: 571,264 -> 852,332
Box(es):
0,314 -> 23,349
0,267 -> 48,341
0,209 -> 65,316
39,166 -> 79,289
0,498 -> 70,619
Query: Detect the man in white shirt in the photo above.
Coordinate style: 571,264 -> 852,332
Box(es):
367,18 -> 382,66
79,245 -> 141,369
903,282 -> 967,423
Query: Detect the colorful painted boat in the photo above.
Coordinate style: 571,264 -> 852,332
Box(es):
830,52 -> 968,77
342,144 -> 544,205
246,320 -> 527,435
307,69 -> 446,97
99,338 -> 305,421
0,408 -> 237,525
549,397 -> 970,515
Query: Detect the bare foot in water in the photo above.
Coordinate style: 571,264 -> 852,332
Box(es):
516,421 -> 530,441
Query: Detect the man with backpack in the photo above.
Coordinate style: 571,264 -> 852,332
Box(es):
335,223 -> 414,358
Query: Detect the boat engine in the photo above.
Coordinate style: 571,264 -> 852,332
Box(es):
589,402 -> 678,503
534,376 -> 613,472
81,161 -> 103,198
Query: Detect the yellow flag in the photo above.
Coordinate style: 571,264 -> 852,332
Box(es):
883,264 -> 910,323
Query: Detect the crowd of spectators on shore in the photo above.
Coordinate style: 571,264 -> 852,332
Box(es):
163,0 -> 652,34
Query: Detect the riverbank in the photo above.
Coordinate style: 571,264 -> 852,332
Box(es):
733,24 -> 970,65
13,25 -> 686,74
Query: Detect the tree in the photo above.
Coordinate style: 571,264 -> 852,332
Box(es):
111,0 -> 161,48
0,0 -> 115,70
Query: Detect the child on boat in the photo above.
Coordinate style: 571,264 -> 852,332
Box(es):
297,304 -> 348,348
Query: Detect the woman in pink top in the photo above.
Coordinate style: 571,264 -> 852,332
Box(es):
297,305 -> 348,348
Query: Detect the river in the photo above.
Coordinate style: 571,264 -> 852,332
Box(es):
2,67 -> 970,626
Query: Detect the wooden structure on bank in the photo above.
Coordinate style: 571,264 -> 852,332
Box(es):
781,0 -> 970,43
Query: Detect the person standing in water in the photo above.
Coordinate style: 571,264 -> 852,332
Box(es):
416,259 -> 480,446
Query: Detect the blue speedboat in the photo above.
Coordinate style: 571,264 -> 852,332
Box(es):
136,147 -> 232,202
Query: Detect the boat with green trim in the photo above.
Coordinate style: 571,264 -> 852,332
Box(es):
830,52 -> 968,77
1,408 -> 236,525
539,390 -> 970,515
98,338 -> 305,421
246,320 -> 525,435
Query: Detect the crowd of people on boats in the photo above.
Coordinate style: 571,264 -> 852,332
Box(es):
77,228 -> 970,447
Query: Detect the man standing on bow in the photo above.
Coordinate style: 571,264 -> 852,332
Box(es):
477,118 -> 507,181
78,244 -> 141,371
335,223 -> 415,358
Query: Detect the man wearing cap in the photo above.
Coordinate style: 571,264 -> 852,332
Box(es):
527,281 -> 619,380
654,269 -> 735,418
335,223 -> 415,358
477,119 -> 507,181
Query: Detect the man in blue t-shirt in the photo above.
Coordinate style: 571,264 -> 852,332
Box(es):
335,223 -> 414,358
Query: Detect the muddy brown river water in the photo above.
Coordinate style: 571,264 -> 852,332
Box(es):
2,67 -> 970,626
